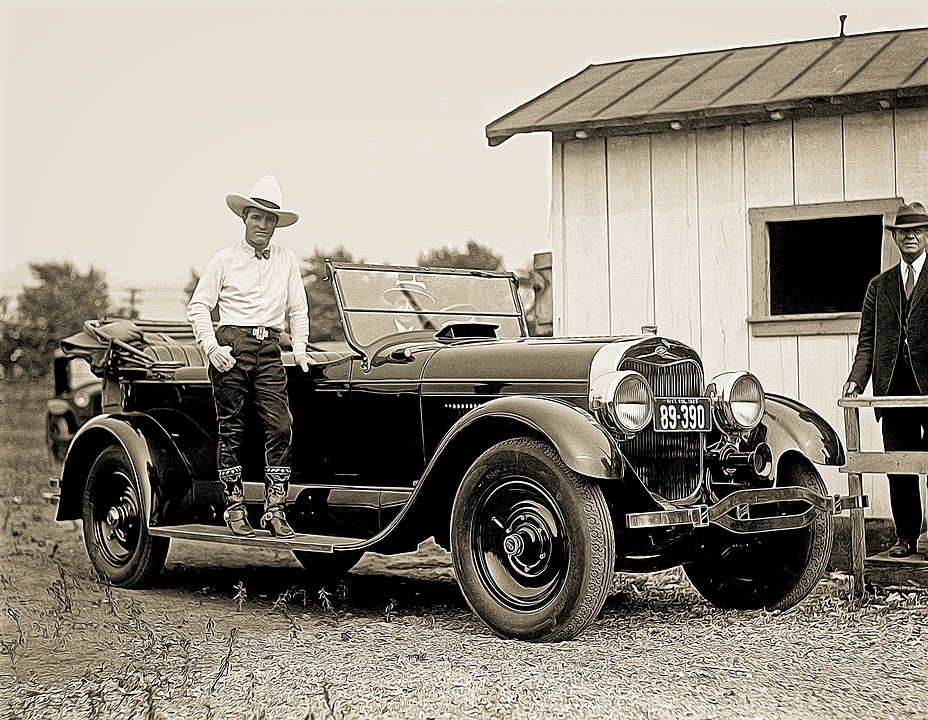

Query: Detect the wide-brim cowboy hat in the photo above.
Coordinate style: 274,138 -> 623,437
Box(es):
226,175 -> 299,227
886,201 -> 928,230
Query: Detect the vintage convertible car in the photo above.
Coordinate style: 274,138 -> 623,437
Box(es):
50,262 -> 864,642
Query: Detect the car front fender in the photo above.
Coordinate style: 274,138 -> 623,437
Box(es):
758,394 -> 846,474
58,413 -> 193,525
435,396 -> 623,480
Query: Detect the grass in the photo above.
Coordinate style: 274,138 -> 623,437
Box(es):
2,377 -> 928,719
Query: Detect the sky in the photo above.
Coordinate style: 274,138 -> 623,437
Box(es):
1,0 -> 927,317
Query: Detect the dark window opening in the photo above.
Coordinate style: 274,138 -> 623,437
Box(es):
768,215 -> 883,316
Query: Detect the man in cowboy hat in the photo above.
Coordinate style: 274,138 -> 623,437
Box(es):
845,200 -> 928,558
187,175 -> 312,539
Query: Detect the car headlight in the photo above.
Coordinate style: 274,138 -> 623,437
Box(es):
708,371 -> 765,432
590,371 -> 653,434
74,389 -> 91,408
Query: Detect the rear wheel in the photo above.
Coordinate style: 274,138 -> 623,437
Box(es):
684,457 -> 833,611
82,446 -> 169,587
451,438 -> 615,642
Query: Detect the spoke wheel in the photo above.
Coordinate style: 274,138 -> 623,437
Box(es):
684,457 -> 833,611
82,446 -> 168,587
451,438 -> 614,642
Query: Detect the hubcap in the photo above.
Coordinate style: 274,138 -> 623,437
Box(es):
95,471 -> 141,565
474,477 -> 567,611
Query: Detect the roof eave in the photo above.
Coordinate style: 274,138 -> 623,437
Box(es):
486,87 -> 928,145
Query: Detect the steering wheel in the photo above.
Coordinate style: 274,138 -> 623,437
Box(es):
437,304 -> 479,314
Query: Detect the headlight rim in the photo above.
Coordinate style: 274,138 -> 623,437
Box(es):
708,370 -> 765,432
590,370 -> 654,435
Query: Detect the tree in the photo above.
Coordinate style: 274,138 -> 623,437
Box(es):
302,246 -> 361,343
417,239 -> 503,271
0,262 -> 109,379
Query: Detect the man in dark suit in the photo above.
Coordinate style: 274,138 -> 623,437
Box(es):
845,201 -> 928,558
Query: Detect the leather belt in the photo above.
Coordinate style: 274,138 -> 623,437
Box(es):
221,325 -> 281,341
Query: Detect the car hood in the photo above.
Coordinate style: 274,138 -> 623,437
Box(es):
420,335 -> 634,383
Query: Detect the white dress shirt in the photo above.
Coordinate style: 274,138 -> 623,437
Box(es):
900,249 -> 927,292
187,239 -> 309,356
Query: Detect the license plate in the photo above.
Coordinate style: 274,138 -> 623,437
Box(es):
653,397 -> 712,432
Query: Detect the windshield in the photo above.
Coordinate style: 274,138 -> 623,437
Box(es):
331,265 -> 526,348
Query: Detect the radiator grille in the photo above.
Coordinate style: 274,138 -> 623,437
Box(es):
620,358 -> 704,501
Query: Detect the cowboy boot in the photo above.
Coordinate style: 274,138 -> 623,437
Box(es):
219,466 -> 255,537
261,466 -> 295,538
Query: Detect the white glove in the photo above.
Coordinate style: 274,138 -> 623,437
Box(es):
208,345 -> 236,372
294,352 -> 315,372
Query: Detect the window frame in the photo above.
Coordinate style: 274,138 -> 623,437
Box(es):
748,197 -> 903,337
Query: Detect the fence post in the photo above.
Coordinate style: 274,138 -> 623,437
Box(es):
843,404 -> 867,598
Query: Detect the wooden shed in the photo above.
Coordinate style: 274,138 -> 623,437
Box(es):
487,27 -> 928,516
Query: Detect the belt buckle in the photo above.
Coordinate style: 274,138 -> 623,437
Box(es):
252,326 -> 269,341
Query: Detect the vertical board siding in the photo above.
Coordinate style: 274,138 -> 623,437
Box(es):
550,141 -> 566,336
793,115 -> 851,495
650,132 -> 701,348
606,135 -> 654,334
696,126 -> 748,377
895,107 -> 928,203
845,112 -> 898,517
793,116 -> 845,205
562,139 -> 611,336
744,122 -> 800,397
843,112 -> 896,202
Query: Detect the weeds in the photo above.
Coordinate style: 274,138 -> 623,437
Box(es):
233,581 -> 247,611
210,627 -> 238,692
45,563 -> 73,616
320,678 -> 345,720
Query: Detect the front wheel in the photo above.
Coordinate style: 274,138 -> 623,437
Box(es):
684,457 -> 833,611
451,438 -> 615,642
82,446 -> 169,587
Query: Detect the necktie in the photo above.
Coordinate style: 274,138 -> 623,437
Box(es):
255,248 -> 270,260
905,262 -> 915,301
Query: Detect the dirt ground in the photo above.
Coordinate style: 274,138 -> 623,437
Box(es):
3,380 -> 928,720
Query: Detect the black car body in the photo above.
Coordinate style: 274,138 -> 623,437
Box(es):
51,263 -> 862,641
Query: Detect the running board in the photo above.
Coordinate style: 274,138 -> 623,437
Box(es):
148,523 -> 365,552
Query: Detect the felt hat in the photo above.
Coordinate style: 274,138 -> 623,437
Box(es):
226,175 -> 299,227
886,201 -> 928,230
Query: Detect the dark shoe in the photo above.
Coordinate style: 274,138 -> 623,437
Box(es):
887,539 -> 917,558
224,507 -> 256,537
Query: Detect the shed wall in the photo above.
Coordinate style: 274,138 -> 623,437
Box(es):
551,107 -> 928,517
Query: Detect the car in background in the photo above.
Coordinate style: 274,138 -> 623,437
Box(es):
46,350 -> 102,469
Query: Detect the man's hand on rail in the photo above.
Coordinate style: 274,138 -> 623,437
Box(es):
842,381 -> 860,398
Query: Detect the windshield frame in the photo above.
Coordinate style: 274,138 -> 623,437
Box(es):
327,262 -> 528,367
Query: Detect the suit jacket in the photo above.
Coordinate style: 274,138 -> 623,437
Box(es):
848,261 -> 928,398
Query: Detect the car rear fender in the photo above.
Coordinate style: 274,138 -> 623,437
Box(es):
759,394 -> 846,479
57,413 -> 195,525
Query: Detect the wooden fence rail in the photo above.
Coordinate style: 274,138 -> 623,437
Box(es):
838,394 -> 928,597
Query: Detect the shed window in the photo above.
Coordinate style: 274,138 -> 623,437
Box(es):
769,215 -> 883,316
749,198 -> 902,337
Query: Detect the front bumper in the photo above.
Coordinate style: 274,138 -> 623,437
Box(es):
626,486 -> 869,534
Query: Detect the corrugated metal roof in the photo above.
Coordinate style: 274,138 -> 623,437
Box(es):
487,27 -> 928,145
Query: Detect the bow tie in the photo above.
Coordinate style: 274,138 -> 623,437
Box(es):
254,248 -> 270,260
